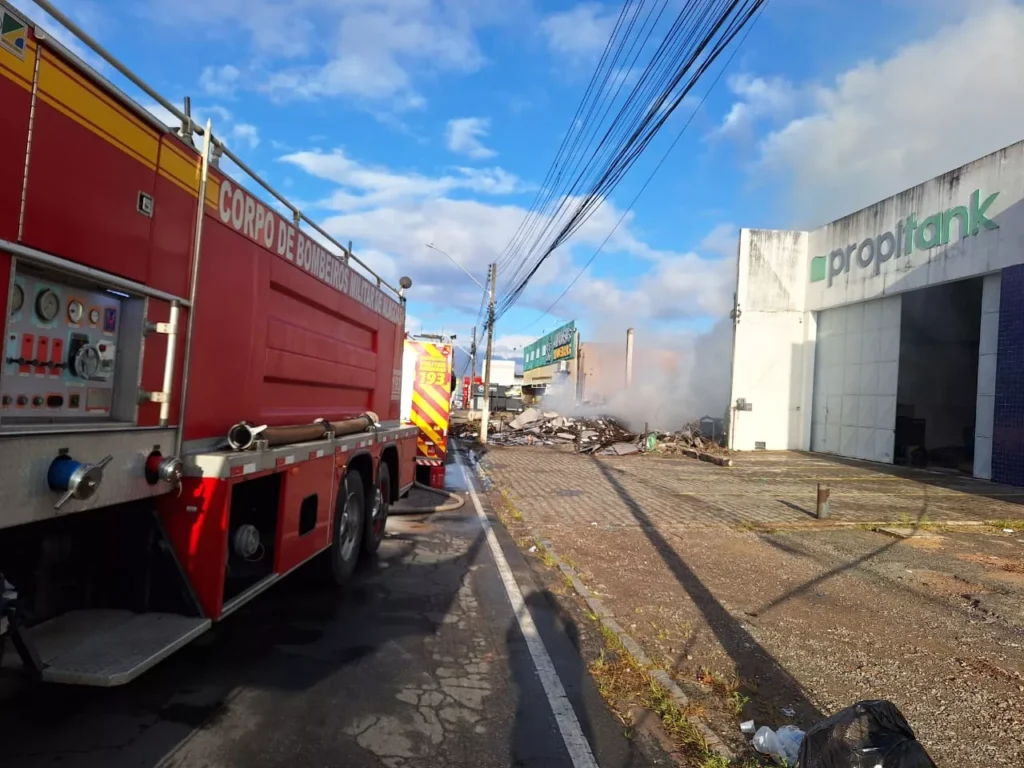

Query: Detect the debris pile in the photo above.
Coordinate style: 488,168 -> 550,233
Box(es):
452,408 -> 732,465
654,427 -> 728,456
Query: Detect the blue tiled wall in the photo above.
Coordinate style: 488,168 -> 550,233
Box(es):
993,265 -> 1024,485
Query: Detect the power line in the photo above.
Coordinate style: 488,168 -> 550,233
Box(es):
516,2 -> 768,334
496,0 -> 648,281
493,0 -> 768,320
500,3 -> 761,315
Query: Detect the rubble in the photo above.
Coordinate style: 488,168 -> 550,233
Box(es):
451,408 -> 732,465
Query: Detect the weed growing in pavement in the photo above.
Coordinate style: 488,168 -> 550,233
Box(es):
701,757 -> 730,768
536,542 -> 559,569
728,691 -> 750,717
588,628 -> 741,767
600,623 -> 624,651
733,520 -> 764,533
991,518 -> 1024,531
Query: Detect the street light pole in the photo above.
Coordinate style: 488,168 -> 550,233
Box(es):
479,263 -> 497,444
425,243 -> 487,292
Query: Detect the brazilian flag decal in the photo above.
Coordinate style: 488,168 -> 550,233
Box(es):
1,8 -> 28,60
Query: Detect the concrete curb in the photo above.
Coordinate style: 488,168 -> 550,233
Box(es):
468,448 -> 734,762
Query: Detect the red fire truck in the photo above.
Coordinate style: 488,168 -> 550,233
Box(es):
0,0 -> 421,686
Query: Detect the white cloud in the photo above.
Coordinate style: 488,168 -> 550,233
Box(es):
445,117 -> 497,160
698,222 -> 738,259
199,64 -> 241,97
712,74 -> 799,139
492,334 -> 537,358
231,123 -> 260,149
279,148 -> 521,210
142,103 -> 180,129
271,140 -> 735,355
550,240 -> 735,330
747,0 -> 1024,226
541,2 -> 616,64
154,0 -> 511,109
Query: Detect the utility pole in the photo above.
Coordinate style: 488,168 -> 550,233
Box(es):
479,263 -> 497,444
470,326 -> 477,381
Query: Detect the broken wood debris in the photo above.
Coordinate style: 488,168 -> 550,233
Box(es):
451,407 -> 732,464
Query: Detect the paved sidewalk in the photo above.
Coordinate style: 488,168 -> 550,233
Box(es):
481,446 -> 1024,766
485,447 -> 1024,531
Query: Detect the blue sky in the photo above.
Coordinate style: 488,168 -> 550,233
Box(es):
19,0 -> 1024,391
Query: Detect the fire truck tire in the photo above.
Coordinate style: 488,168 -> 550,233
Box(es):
324,470 -> 365,586
364,463 -> 390,555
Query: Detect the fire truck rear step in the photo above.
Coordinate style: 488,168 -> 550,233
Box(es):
2,609 -> 210,686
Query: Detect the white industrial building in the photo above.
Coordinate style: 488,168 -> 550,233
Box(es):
728,139 -> 1024,485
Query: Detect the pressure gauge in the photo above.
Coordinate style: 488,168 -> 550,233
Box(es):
89,308 -> 100,325
73,344 -> 101,379
10,284 -> 23,314
35,288 -> 60,322
68,299 -> 85,324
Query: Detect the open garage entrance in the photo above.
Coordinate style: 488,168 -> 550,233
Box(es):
895,278 -> 983,471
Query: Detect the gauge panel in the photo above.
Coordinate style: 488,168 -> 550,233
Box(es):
67,299 -> 85,324
1,276 -> 122,419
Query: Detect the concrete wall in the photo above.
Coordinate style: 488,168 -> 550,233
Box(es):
975,273 -> 1001,479
807,141 -> 1024,311
729,229 -> 813,451
488,360 -> 516,387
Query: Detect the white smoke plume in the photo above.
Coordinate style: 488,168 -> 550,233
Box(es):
538,320 -> 735,432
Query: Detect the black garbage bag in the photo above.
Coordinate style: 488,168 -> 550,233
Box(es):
798,700 -> 937,768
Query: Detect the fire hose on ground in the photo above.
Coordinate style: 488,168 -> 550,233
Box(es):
396,481 -> 465,513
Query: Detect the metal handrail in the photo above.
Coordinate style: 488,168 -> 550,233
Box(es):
27,0 -> 403,302
30,0 -> 196,137
211,141 -> 399,295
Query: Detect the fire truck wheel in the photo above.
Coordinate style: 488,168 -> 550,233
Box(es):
326,470 -> 365,585
364,463 -> 391,555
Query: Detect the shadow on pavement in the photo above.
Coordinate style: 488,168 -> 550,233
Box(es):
590,455 -> 826,724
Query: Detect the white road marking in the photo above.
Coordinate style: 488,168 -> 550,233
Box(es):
455,453 -> 599,768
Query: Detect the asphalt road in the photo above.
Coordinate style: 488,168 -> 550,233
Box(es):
0,452 -> 655,768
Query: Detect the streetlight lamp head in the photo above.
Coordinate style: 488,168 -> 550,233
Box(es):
399,276 -> 413,290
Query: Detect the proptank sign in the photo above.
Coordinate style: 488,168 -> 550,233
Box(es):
810,189 -> 1000,287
